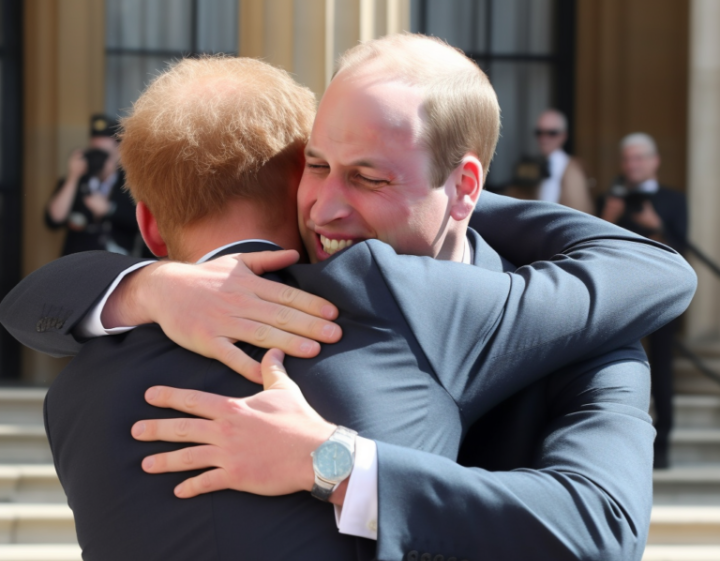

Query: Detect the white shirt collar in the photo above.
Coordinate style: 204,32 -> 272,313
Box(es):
635,179 -> 659,193
196,239 -> 282,263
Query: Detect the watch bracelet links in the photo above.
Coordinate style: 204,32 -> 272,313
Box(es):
310,426 -> 357,501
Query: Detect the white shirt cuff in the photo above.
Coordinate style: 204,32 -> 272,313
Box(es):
334,436 -> 378,540
74,261 -> 155,338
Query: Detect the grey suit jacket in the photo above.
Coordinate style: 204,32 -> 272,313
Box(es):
0,193 -> 696,560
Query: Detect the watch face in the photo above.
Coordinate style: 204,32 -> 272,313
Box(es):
313,441 -> 353,482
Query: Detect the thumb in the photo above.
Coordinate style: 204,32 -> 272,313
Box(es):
242,250 -> 300,275
261,349 -> 297,391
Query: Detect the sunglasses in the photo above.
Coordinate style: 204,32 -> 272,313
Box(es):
534,129 -> 562,137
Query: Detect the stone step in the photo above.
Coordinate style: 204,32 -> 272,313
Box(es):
685,341 -> 720,359
648,506 -> 720,545
0,504 -> 76,544
0,544 -> 81,561
654,466 -> 720,505
670,430 -> 720,466
0,465 -> 65,503
643,545 -> 720,560
674,359 -> 720,396
0,426 -> 52,464
0,390 -> 46,426
671,396 -> 720,429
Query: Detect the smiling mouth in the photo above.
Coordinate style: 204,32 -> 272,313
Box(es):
319,234 -> 355,256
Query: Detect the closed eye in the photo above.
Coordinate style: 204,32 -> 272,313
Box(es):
356,174 -> 389,187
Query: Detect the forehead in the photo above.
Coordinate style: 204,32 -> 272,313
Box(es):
622,144 -> 654,158
537,112 -> 563,128
310,71 -> 426,156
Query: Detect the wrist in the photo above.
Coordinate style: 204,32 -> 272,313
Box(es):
101,263 -> 159,328
302,421 -> 337,492
329,479 -> 348,506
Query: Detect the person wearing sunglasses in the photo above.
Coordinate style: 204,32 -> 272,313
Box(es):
534,109 -> 594,213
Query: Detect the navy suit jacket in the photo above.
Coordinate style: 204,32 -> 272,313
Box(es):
0,193 -> 696,560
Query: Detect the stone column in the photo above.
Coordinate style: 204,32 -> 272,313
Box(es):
239,0 -> 410,98
22,0 -> 105,382
686,0 -> 720,342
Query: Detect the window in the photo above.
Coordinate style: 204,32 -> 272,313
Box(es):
412,0 -> 576,189
105,0 -> 238,118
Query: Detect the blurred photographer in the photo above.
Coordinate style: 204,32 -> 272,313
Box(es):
598,132 -> 688,469
46,114 -> 139,256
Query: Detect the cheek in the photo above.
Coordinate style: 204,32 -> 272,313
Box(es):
297,179 -> 315,219
375,191 -> 449,252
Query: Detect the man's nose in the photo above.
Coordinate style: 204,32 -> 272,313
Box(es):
310,176 -> 353,226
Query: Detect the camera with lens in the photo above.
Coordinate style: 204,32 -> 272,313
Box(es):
608,177 -> 653,214
83,148 -> 110,179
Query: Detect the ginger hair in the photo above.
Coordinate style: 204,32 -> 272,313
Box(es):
119,56 -> 316,249
335,33 -> 500,187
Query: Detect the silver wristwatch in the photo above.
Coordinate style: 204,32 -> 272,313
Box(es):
310,426 -> 357,501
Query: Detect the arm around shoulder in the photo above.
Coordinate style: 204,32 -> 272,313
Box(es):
0,251 -> 152,356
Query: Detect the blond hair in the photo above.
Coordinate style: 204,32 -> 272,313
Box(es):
119,56 -> 316,247
335,33 -> 500,187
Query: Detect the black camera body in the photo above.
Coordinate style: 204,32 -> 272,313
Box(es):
609,178 -> 653,214
83,148 -> 110,179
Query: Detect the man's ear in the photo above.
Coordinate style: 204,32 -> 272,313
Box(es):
136,202 -> 168,257
449,154 -> 484,222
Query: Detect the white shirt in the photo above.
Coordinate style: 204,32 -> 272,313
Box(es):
538,149 -> 570,204
76,239 -> 380,540
635,178 -> 659,194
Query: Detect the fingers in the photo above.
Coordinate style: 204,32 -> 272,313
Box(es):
174,468 -> 230,498
212,315 -> 324,358
132,416 -> 220,447
141,444 -> 220,474
140,386 -> 237,419
261,349 -> 297,391
241,250 -> 300,275
239,255 -> 338,321
209,340 -> 262,382
232,281 -> 342,344
141,443 -> 234,499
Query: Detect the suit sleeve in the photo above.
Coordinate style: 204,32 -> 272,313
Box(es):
0,251 -> 152,357
470,190 -> 676,265
370,204 -> 695,421
374,346 -> 653,561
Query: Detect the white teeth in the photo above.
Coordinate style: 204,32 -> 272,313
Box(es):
320,235 -> 354,255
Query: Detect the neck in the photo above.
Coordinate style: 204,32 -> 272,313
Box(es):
174,199 -> 304,262
436,220 -> 469,262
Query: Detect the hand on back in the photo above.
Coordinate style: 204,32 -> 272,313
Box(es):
104,250 -> 342,383
132,349 -> 337,498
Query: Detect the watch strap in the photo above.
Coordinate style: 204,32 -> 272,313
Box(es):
330,426 -> 357,451
310,478 -> 336,501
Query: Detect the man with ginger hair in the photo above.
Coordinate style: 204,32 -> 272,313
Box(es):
0,37 -> 695,561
